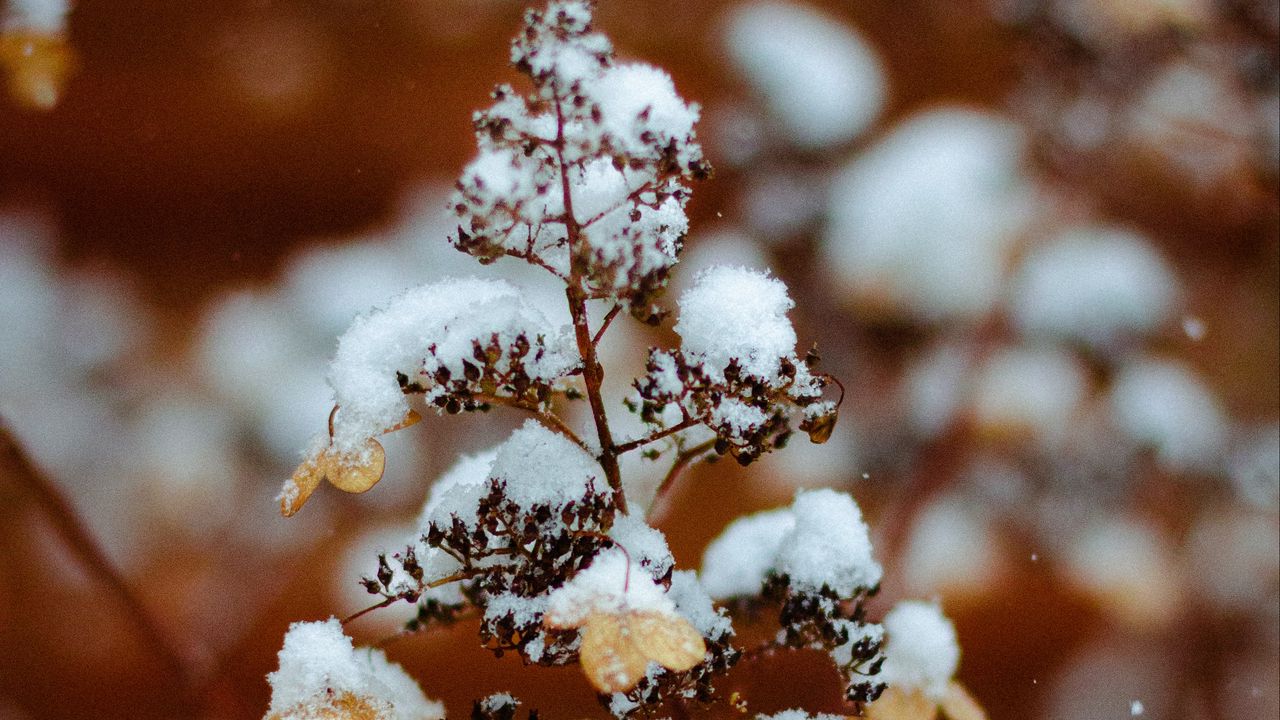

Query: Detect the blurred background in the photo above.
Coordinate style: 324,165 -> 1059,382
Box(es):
0,0 -> 1276,718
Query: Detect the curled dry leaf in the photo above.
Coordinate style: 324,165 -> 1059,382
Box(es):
323,440 -> 388,493
552,610 -> 706,694
279,439 -> 387,516
279,409 -> 419,516
0,30 -> 75,110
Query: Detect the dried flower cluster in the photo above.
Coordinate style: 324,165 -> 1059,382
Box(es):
262,3 -> 983,720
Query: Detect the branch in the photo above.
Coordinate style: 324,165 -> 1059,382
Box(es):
0,419 -> 199,710
592,304 -> 622,346
577,176 -> 660,228
614,416 -> 700,456
645,438 -> 716,524
343,570 -> 480,626
554,95 -> 627,514
477,393 -> 588,451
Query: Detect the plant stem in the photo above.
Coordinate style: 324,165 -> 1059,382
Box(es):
615,416 -> 699,456
554,95 -> 627,514
567,287 -> 626,513
477,393 -> 588,451
592,304 -> 622,346
0,419 -> 198,711
646,439 -> 715,524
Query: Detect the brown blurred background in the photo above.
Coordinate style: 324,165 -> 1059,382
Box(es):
0,1 -> 1276,719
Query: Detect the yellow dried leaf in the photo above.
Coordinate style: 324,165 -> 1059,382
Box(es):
580,613 -> 651,694
939,682 -> 987,720
279,439 -> 386,516
0,30 -> 75,110
384,408 -> 422,433
323,439 -> 386,493
628,611 -> 706,673
866,686 -> 938,720
573,610 -> 707,694
280,454 -> 325,517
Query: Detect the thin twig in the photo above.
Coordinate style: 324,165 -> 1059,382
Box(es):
614,416 -> 700,456
341,597 -> 401,625
592,304 -> 622,346
342,570 -> 479,626
0,419 -> 199,710
477,393 -> 588,451
646,439 -> 716,524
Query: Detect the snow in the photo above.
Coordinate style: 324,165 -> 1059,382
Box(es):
759,706 -> 856,720
724,1 -> 885,149
1046,638 -> 1173,720
971,345 -> 1088,447
511,1 -> 611,92
282,241 -> 426,341
1125,59 -> 1254,187
903,494 -> 1002,598
420,422 -> 604,546
591,63 -> 700,161
902,339 -> 975,438
1109,357 -> 1227,473
700,508 -> 795,598
418,450 -> 499,526
674,265 -> 798,383
880,601 -> 960,701
1011,226 -> 1180,348
3,0 -> 69,32
485,592 -> 550,632
454,0 -> 704,313
1188,507 -> 1280,613
326,278 -> 577,453
266,618 -> 443,720
822,108 -> 1033,322
544,548 -> 678,627
667,570 -> 733,640
1229,424 -> 1280,509
1063,516 -> 1183,629
701,490 -> 880,599
775,489 -> 881,596
609,513 -> 675,582
489,420 -> 603,512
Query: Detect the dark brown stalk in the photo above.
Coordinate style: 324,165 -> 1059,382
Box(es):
592,304 -> 622,346
614,416 -> 700,456
0,419 -> 198,712
553,95 -> 627,514
476,393 -> 589,451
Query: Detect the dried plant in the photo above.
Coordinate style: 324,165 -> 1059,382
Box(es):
261,4 -> 984,720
